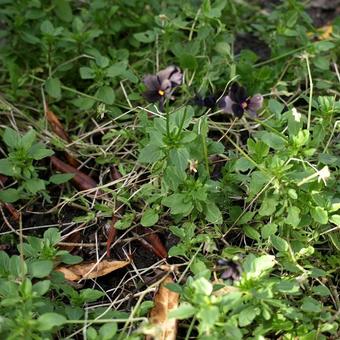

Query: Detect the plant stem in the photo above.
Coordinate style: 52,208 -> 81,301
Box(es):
305,55 -> 313,130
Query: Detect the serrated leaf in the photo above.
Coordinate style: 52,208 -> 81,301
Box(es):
168,303 -> 196,320
96,86 -> 115,105
49,173 -> 74,184
0,188 -> 21,203
286,206 -> 301,227
53,0 -> 73,22
29,260 -> 53,278
79,66 -> 95,79
311,207 -> 328,224
0,159 -> 15,176
3,127 -> 20,148
270,235 -> 288,252
45,77 -> 61,98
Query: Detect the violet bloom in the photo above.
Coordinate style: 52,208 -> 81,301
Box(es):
219,83 -> 263,118
217,259 -> 242,282
143,65 -> 183,110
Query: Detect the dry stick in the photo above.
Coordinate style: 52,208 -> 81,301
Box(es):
51,156 -> 103,194
45,106 -> 79,167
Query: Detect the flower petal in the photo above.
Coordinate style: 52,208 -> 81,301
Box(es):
248,94 -> 263,112
219,95 -> 234,114
232,103 -> 244,118
143,75 -> 160,91
160,79 -> 172,94
229,83 -> 247,103
143,90 -> 161,103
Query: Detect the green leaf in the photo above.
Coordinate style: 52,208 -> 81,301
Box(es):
169,147 -> 189,172
49,173 -> 74,184
37,313 -> 67,331
3,127 -> 20,148
270,235 -> 289,252
268,99 -> 284,115
205,201 -> 222,224
79,66 -> 95,79
168,303 -> 196,320
259,131 -> 286,150
72,97 -> 95,110
44,228 -> 61,245
0,159 -> 15,176
40,20 -> 55,35
197,305 -> 219,328
0,188 -> 21,203
214,42 -> 231,56
141,208 -> 159,227
138,144 -> 163,163
21,129 -> 36,148
133,30 -> 155,43
261,223 -> 277,239
53,0 -> 73,22
162,193 -> 193,216
243,226 -> 260,242
286,206 -> 301,227
24,178 -> 46,194
330,214 -> 340,226
259,196 -> 278,216
79,289 -> 105,302
28,144 -> 54,160
29,260 -> 53,278
45,77 -> 61,98
312,285 -> 331,297
315,41 -> 335,52
32,280 -> 51,296
179,53 -> 197,70
99,322 -> 117,340
234,157 -> 254,172
311,207 -> 328,224
106,63 -> 126,78
243,254 -> 276,279
301,297 -> 322,313
96,86 -> 115,105
239,306 -> 260,327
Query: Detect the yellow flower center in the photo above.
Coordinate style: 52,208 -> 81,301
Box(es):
241,101 -> 248,109
158,90 -> 165,96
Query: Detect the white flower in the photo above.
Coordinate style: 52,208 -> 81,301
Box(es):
189,160 -> 198,173
317,166 -> 331,184
292,107 -> 301,122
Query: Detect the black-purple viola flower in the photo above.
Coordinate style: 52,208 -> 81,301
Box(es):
142,65 -> 183,107
219,83 -> 263,118
217,259 -> 242,282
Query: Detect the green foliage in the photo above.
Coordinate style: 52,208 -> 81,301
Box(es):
0,0 -> 339,338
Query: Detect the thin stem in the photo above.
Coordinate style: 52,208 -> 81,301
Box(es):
185,316 -> 196,340
305,55 -> 313,130
254,46 -> 306,68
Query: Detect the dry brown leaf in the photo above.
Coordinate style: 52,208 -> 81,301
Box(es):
56,259 -> 130,281
146,276 -> 179,340
319,25 -> 333,40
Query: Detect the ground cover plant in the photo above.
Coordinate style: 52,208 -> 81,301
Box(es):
0,0 -> 339,339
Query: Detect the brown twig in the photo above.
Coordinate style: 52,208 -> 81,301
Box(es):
50,156 -> 103,194
137,227 -> 168,259
45,106 -> 79,167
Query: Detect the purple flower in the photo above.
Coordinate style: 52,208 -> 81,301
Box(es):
217,259 -> 242,282
143,65 -> 183,109
219,83 -> 263,118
